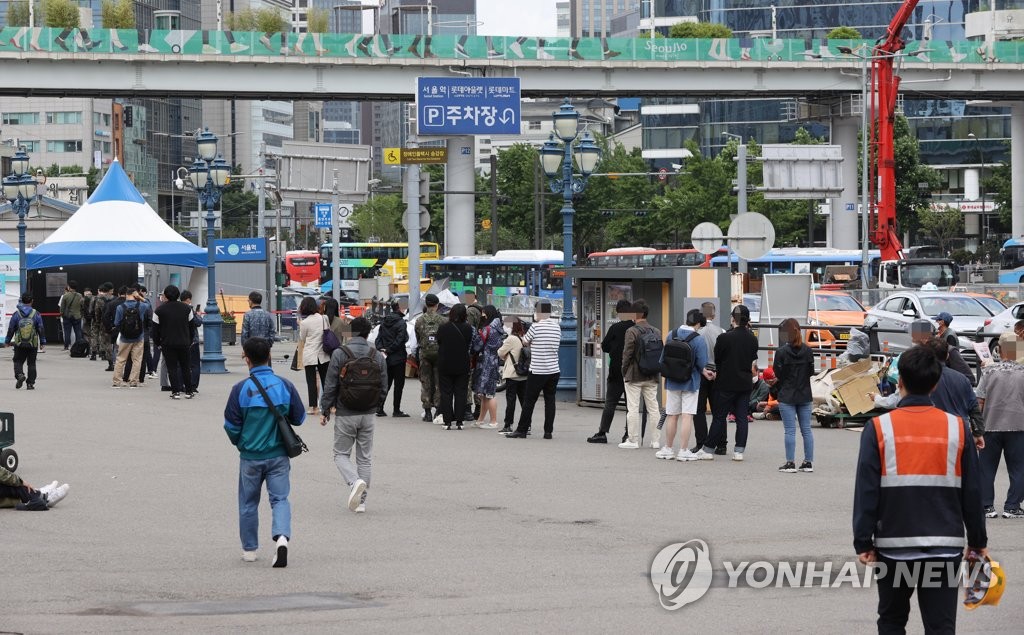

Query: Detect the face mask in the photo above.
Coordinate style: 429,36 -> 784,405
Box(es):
753,376 -> 759,385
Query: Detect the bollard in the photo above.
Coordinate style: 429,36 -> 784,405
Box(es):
830,353 -> 837,370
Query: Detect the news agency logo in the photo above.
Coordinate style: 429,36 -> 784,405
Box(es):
649,540 -> 714,611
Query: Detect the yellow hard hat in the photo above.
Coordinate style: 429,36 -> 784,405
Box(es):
964,554 -> 1006,610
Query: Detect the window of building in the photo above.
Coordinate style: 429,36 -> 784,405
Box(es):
528,121 -> 542,130
2,112 -> 39,125
20,140 -> 40,152
46,111 -> 83,125
92,112 -> 111,127
47,140 -> 83,153
103,141 -> 112,153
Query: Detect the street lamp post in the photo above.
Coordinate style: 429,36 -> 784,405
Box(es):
540,99 -> 601,392
2,148 -> 38,291
187,128 -> 231,374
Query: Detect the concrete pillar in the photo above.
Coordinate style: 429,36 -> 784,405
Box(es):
1012,103 -> 1024,239
445,136 -> 476,256
831,117 -> 860,250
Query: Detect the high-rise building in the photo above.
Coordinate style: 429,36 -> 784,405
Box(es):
556,1 -> 572,36
571,0 -> 634,38
318,0 -> 363,146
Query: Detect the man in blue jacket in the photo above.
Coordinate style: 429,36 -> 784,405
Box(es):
224,338 -> 305,568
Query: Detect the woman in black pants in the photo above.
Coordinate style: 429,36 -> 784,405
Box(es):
436,304 -> 473,430
297,296 -> 331,415
496,317 -> 528,434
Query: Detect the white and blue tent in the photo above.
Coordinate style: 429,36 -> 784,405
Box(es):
27,160 -> 206,269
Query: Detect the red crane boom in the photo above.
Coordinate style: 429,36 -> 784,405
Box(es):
869,0 -> 921,262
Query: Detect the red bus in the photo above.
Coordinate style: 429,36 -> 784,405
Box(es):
284,250 -> 321,287
586,247 -> 714,267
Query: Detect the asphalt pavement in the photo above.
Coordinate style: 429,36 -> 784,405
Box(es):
3,347 -> 1020,634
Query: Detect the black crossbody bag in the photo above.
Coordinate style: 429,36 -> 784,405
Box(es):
248,372 -> 308,458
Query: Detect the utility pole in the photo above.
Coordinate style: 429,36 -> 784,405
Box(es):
490,154 -> 498,253
736,141 -> 748,274
331,169 -> 341,302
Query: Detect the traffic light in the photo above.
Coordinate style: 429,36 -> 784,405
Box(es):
419,169 -> 431,213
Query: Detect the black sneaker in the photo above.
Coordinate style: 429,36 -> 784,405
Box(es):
798,461 -> 813,473
393,410 -> 410,418
376,409 -> 386,417
15,492 -> 49,511
499,426 -> 513,435
587,433 -> 608,444
984,505 -> 998,518
272,536 -> 288,568
714,446 -> 728,456
443,424 -> 452,431
185,392 -> 195,399
778,461 -> 797,473
170,392 -> 182,400
15,374 -> 24,389
422,408 -> 432,422
26,384 -> 34,390
543,433 -> 552,439
1003,507 -> 1024,519
455,423 -> 464,431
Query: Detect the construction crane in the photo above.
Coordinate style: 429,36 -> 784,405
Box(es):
867,0 -> 958,289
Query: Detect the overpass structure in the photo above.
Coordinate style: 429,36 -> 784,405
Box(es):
1,29 -> 1022,249
1,29 -> 1024,99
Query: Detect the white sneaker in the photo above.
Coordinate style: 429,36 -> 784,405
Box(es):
692,449 -> 715,461
38,480 -> 59,496
650,439 -> 661,449
676,449 -> 699,462
433,414 -> 445,425
481,422 -> 499,430
44,483 -> 70,507
355,503 -> 365,514
242,551 -> 257,562
272,535 -> 288,568
617,441 -> 639,449
655,446 -> 676,460
732,452 -> 744,462
348,479 -> 367,511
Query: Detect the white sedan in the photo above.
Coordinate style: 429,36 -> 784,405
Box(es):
865,292 -> 993,353
983,302 -> 1024,357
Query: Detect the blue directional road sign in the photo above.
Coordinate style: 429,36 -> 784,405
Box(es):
417,77 -> 521,136
214,237 -> 267,262
314,203 -> 333,229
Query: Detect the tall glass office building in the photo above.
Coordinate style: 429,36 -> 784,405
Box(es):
613,0 -> 1015,226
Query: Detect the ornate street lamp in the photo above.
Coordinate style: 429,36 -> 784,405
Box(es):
187,128 -> 231,373
2,147 -> 39,290
540,99 -> 602,390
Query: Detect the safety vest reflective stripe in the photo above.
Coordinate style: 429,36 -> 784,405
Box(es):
874,410 -> 963,488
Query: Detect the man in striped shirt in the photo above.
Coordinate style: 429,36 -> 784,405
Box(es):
507,302 -> 561,440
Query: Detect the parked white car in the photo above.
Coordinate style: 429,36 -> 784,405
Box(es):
983,302 -> 1024,357
865,292 -> 992,353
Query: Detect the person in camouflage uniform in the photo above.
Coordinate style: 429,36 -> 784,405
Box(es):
414,294 -> 446,421
91,282 -> 114,362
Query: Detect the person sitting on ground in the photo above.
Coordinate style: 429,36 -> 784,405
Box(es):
0,466 -> 69,510
751,366 -> 779,419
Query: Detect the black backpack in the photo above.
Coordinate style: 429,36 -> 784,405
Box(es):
337,346 -> 383,411
661,328 -> 699,381
120,304 -> 143,339
634,326 -> 664,377
69,340 -> 90,358
513,337 -> 531,376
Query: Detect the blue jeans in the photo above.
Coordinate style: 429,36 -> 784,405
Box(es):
62,317 -> 83,347
779,401 -> 814,463
238,455 -> 291,551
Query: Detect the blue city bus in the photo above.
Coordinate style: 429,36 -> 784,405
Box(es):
422,250 -> 566,301
998,238 -> 1024,283
710,248 -> 883,284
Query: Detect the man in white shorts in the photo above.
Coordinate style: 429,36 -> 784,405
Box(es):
657,309 -> 709,461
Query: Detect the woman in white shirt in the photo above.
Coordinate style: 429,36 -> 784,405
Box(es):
297,296 -> 331,415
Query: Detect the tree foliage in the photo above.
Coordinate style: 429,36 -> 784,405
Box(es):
219,166 -> 259,238
101,0 -> 135,28
917,205 -> 963,254
669,22 -> 732,39
42,0 -> 79,27
827,26 -> 862,39
6,0 -> 32,26
350,194 -> 406,242
307,8 -> 328,34
892,115 -> 941,240
226,7 -> 287,32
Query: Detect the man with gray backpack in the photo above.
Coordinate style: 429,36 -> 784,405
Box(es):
320,317 -> 388,514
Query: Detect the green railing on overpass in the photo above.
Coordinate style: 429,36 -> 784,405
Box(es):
1,28 -> 1021,64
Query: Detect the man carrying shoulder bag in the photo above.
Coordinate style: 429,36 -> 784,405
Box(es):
321,317 -> 388,514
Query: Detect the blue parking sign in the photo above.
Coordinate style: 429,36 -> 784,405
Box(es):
417,77 -> 521,136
